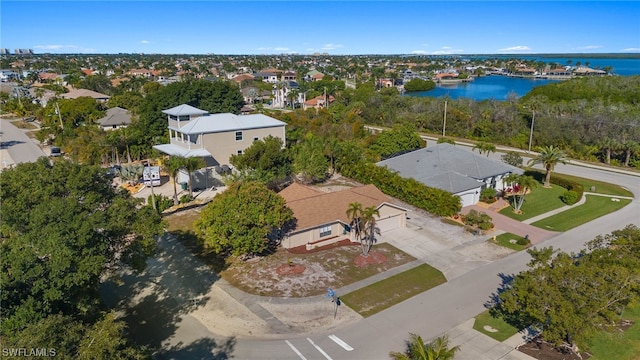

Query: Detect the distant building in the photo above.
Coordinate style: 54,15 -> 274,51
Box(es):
0,49 -> 9,55
14,49 -> 34,55
96,107 -> 132,131
60,89 -> 110,102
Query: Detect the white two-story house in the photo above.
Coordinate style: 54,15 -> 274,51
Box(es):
153,104 -> 286,167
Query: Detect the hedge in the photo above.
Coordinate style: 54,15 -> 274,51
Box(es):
341,161 -> 461,217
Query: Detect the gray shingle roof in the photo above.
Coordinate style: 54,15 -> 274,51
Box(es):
171,113 -> 286,135
97,107 -> 132,127
377,143 -> 523,193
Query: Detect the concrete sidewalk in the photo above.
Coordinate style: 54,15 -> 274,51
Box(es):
447,319 -> 536,360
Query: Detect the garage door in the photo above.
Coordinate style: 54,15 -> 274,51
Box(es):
377,214 -> 403,233
458,192 -> 477,207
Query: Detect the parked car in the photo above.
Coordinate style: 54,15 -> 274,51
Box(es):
50,146 -> 62,157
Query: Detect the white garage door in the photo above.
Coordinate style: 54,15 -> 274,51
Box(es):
458,192 -> 477,207
377,214 -> 403,233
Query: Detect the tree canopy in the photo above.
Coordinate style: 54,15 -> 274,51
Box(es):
195,181 -> 293,257
0,157 -> 164,355
493,225 -> 640,354
229,135 -> 291,185
403,78 -> 436,92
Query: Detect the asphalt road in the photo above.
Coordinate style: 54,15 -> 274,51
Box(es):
0,118 -> 47,165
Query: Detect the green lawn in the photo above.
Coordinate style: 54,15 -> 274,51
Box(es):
340,264 -> 446,317
532,195 -> 632,232
490,232 -> 531,251
587,304 -> 640,360
473,310 -> 520,342
499,184 -> 568,221
527,170 -> 634,197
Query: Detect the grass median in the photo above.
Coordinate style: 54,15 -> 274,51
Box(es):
490,232 -> 530,251
473,310 -> 519,342
340,264 -> 446,317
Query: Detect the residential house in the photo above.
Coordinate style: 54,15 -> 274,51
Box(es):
281,71 -> 297,82
377,143 -> 523,207
96,107 -> 132,131
254,71 -> 279,83
153,104 -> 286,167
303,95 -> 334,110
61,89 -> 110,102
232,73 -> 255,85
305,69 -> 325,82
279,183 -> 407,250
573,67 -> 607,76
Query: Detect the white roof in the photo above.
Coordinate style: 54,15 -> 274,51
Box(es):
171,113 -> 286,135
162,104 -> 209,116
152,144 -> 212,157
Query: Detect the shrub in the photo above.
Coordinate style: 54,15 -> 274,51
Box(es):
147,194 -> 173,213
501,151 -> 523,167
179,194 -> 193,204
464,209 -> 494,230
516,237 -> 531,246
480,188 -> 497,203
560,190 -> 580,205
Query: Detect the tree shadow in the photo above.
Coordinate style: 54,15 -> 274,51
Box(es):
100,233 -> 224,353
484,272 -> 515,310
0,140 -> 25,149
157,337 -> 236,360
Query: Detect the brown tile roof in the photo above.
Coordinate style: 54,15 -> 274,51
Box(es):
279,183 -> 397,231
61,89 -> 110,100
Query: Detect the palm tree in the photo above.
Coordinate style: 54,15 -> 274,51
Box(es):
390,334 -> 460,360
503,174 -> 538,213
622,140 -> 639,167
183,157 -> 205,198
346,202 -> 363,242
472,142 -> 497,157
163,156 -> 187,204
599,138 -> 619,165
527,145 -> 567,187
360,205 -> 380,256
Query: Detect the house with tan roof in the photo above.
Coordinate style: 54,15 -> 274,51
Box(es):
61,89 -> 110,102
278,183 -> 407,250
303,95 -> 335,110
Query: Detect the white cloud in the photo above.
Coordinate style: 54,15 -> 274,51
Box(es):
33,44 -> 95,53
623,47 -> 640,51
140,40 -> 151,44
498,46 -> 531,52
273,47 -> 290,51
321,43 -> 344,51
432,47 -> 464,55
411,50 -> 428,54
572,45 -> 602,50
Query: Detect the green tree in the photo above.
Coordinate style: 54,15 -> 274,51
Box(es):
163,155 -> 187,204
195,181 -> 293,256
182,156 -> 205,198
503,174 -> 538,213
495,227 -> 640,355
292,133 -> 328,185
403,78 -> 436,92
229,135 -> 291,185
598,137 -> 619,165
501,151 -> 523,167
621,140 -> 640,167
369,123 -> 424,160
389,334 -> 460,360
527,145 -> 567,187
346,202 -> 363,242
79,74 -> 113,95
0,158 -> 164,334
360,206 -> 380,256
472,141 -> 497,157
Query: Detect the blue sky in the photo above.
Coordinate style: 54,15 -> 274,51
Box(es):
2,1 -> 639,55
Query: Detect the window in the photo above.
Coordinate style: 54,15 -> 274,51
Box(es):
178,115 -> 190,121
237,150 -> 243,155
253,137 -> 259,141
235,131 -> 243,141
319,225 -> 332,238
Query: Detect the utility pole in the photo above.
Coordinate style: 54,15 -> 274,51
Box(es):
55,102 -> 64,130
442,100 -> 447,137
528,109 -> 535,153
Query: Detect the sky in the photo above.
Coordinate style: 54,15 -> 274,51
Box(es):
1,1 -> 639,55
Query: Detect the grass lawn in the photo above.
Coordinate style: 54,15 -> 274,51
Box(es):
340,264 -> 446,317
473,310 -> 520,342
527,169 -> 634,197
499,184 -> 567,221
532,195 -> 632,232
587,304 -> 640,360
490,232 -> 530,251
11,120 -> 38,130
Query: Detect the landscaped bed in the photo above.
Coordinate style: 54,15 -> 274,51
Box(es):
499,184 -> 568,220
489,232 -> 530,251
